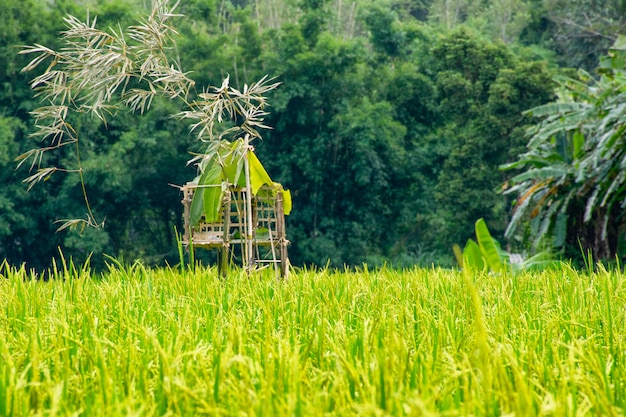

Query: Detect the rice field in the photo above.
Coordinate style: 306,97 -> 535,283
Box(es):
0,259 -> 625,416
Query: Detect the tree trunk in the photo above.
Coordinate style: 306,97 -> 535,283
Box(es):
567,203 -> 619,264
593,205 -> 620,261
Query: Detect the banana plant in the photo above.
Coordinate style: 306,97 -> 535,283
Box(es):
501,36 -> 626,260
453,219 -> 509,272
453,218 -> 560,272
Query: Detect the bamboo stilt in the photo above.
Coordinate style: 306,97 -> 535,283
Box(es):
244,135 -> 255,273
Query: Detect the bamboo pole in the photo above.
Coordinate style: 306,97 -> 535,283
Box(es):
244,134 -> 255,273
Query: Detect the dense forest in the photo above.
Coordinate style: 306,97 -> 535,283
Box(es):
1,0 -> 626,269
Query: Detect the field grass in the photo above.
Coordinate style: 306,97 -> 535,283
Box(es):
0,259 -> 625,416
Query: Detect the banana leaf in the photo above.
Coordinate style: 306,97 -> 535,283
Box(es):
190,162 -> 225,225
282,188 -> 292,215
462,239 -> 486,270
189,139 -> 291,227
475,218 -> 504,273
245,151 -> 273,194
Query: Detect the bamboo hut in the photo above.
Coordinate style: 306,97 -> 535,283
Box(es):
181,138 -> 290,278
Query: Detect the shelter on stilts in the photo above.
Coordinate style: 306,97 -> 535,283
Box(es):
180,137 -> 291,278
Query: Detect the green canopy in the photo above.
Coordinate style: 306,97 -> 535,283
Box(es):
189,139 -> 291,225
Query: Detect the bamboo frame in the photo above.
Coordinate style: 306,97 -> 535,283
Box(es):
181,183 -> 289,278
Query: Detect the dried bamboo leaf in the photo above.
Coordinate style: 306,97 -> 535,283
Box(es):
20,0 -> 279,232
55,216 -> 103,232
55,218 -> 88,232
23,167 -> 58,190
15,148 -> 44,171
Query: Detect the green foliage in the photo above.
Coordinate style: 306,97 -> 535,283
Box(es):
454,218 -> 560,272
540,0 -> 626,70
1,0 -> 610,269
364,6 -> 407,57
191,144 -> 233,225
453,218 -> 509,272
474,218 -> 507,272
504,39 -> 626,261
426,29 -> 555,253
456,238 -> 485,270
189,139 -> 287,224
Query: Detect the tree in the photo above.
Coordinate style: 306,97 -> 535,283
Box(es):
424,28 -> 554,254
482,0 -> 530,44
257,30 -> 376,266
4,0 -> 571,269
503,37 -> 626,261
364,6 -> 406,57
427,0 -> 479,29
541,0 -> 626,70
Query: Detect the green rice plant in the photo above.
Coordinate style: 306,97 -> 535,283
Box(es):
0,262 -> 625,416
